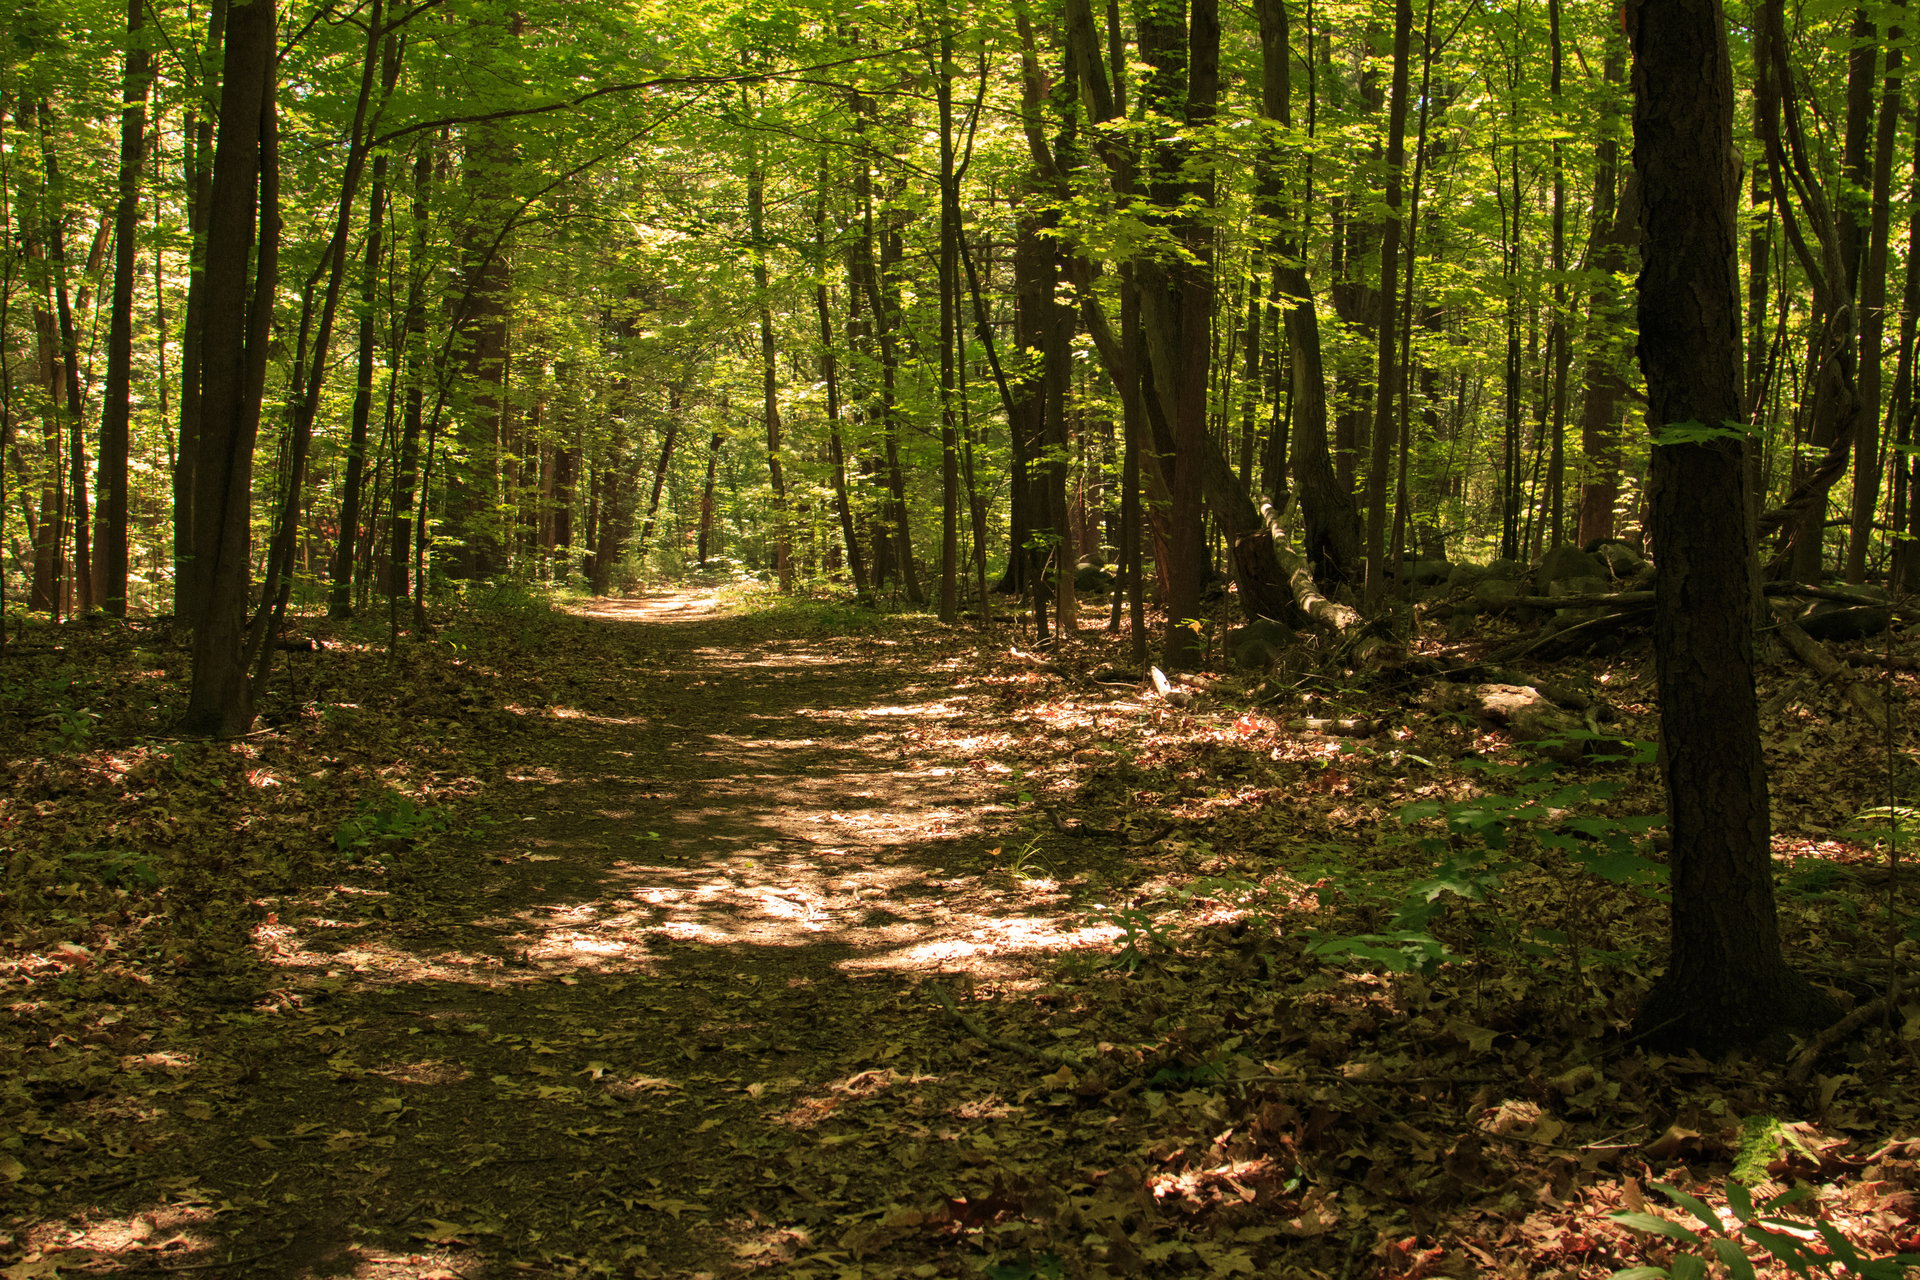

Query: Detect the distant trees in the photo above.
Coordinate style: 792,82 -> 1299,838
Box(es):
4,0 -> 1920,728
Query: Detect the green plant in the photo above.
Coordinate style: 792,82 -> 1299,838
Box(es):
334,790 -> 450,860
41,705 -> 101,749
1610,1179 -> 1920,1279
1307,746 -> 1668,975
61,848 -> 160,890
1089,901 -> 1174,971
991,835 -> 1056,882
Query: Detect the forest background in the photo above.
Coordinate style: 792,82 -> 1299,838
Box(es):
5,0 -> 1918,676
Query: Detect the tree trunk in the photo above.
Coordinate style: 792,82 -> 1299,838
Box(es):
814,182 -> 869,604
182,0 -> 278,737
1846,0 -> 1903,583
1627,0 -> 1836,1053
747,147 -> 791,591
697,429 -> 722,567
387,137 -> 430,603
1363,0 -> 1412,605
97,0 -> 151,617
173,0 -> 226,621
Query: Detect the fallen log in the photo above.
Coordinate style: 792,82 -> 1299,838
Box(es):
1773,616 -> 1892,735
1258,499 -> 1364,636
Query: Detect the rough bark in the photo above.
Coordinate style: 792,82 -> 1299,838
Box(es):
1627,0 -> 1836,1053
182,0 -> 278,737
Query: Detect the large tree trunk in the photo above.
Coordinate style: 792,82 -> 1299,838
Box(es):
182,0 -> 278,737
1627,0 -> 1835,1053
1845,2 -> 1903,583
1577,45 -> 1634,547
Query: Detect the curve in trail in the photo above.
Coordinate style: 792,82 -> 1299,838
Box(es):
174,591 -> 1101,1277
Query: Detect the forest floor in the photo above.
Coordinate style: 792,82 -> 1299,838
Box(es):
2,585 -> 1919,1280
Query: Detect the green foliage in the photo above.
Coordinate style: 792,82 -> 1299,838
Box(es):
1088,901 -> 1175,972
1307,747 -> 1666,975
60,848 -> 160,890
333,790 -> 450,861
1610,1179 -> 1920,1280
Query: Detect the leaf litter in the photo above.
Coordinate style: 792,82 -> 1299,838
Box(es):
1,588 -> 1916,1279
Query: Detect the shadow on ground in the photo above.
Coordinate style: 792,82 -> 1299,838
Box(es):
30,593 -> 1123,1279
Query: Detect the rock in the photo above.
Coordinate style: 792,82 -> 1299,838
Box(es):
1473,578 -> 1524,612
1586,539 -> 1648,581
1798,589 -> 1892,642
1469,683 -> 1587,763
1535,543 -> 1608,595
1447,562 -> 1490,592
1227,618 -> 1300,671
1406,559 -> 1453,587
1485,558 -> 1528,582
1074,565 -> 1114,595
1549,575 -> 1614,619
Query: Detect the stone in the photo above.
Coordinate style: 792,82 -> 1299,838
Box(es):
1447,562 -> 1490,592
1535,543 -> 1608,595
1227,618 -> 1300,671
1485,558 -> 1528,582
1797,590 -> 1892,642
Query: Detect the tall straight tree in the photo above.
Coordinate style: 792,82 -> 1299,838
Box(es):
1627,0 -> 1836,1052
181,0 -> 278,737
97,0 -> 152,617
1362,0 -> 1412,605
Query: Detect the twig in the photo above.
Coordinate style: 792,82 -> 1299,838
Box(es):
1786,988 -> 1910,1087
100,1238 -> 295,1274
925,982 -> 1050,1062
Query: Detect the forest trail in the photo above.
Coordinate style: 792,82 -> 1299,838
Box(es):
124,591 -> 1111,1279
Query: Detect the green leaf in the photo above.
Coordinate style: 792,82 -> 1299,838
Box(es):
1653,418 -> 1754,446
1612,1212 -> 1706,1246
1607,1269 -> 1671,1280
1669,1257 -> 1709,1280
1654,1183 -> 1721,1231
1739,1223 -> 1817,1279
1708,1237 -> 1757,1280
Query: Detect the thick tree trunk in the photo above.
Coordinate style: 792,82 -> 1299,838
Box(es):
1628,0 -> 1835,1053
182,0 -> 278,737
1846,2 -> 1902,583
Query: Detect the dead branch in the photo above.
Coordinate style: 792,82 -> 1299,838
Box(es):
1774,617 -> 1892,735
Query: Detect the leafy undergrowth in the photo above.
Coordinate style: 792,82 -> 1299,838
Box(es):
1,587 -> 1916,1280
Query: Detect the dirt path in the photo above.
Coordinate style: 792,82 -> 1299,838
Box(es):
125,592 -> 1101,1279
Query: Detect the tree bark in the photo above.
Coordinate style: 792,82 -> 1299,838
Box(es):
1627,0 -> 1836,1053
182,0 -> 278,737
97,0 -> 152,617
